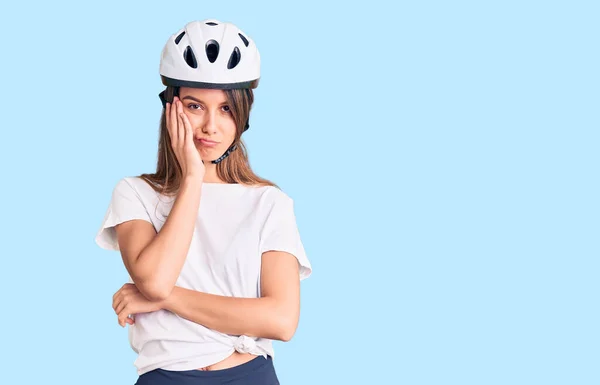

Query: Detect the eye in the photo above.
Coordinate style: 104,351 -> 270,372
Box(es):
187,103 -> 201,110
222,105 -> 231,113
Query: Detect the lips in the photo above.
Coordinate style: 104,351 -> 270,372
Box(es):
198,138 -> 219,147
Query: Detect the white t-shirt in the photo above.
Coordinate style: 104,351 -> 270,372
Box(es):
95,176 -> 312,375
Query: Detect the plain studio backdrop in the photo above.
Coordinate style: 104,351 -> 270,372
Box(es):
0,1 -> 597,384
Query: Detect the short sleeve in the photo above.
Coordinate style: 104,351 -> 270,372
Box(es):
259,191 -> 312,280
94,178 -> 153,251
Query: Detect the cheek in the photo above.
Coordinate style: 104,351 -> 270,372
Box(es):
186,113 -> 202,126
222,120 -> 238,141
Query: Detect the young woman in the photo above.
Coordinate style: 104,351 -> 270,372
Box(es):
95,19 -> 312,385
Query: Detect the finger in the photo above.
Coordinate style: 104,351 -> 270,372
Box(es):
112,291 -> 121,310
165,102 -> 170,126
176,100 -> 184,145
165,102 -> 173,142
113,291 -> 130,313
170,99 -> 179,146
180,113 -> 194,148
114,294 -> 128,315
178,114 -> 186,156
115,299 -> 127,315
118,308 -> 130,327
112,285 -> 125,302
112,285 -> 129,310
119,311 -> 134,328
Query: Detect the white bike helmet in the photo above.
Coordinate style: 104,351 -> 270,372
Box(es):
160,19 -> 260,90
158,19 -> 260,163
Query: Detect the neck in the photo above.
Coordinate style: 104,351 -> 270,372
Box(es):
202,162 -> 223,183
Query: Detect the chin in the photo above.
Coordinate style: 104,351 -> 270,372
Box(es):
198,146 -> 219,161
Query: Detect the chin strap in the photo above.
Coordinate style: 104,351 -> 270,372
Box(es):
211,143 -> 238,164
159,90 -> 248,164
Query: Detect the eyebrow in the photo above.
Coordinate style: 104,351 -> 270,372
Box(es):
181,95 -> 227,105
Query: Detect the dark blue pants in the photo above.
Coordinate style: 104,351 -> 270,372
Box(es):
134,356 -> 279,385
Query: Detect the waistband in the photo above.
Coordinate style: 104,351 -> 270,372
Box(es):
135,355 -> 276,384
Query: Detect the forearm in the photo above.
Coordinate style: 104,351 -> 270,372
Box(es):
134,176 -> 202,300
162,286 -> 295,341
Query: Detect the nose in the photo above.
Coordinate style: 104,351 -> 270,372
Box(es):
202,111 -> 218,134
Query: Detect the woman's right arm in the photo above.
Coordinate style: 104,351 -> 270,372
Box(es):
114,176 -> 202,302
113,99 -> 204,302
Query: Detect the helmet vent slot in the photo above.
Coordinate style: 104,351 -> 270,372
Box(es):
175,31 -> 185,44
206,22 -> 218,26
227,47 -> 241,69
205,40 -> 220,63
238,33 -> 249,47
183,46 -> 198,68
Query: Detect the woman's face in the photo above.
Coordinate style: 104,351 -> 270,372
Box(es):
178,87 -> 237,161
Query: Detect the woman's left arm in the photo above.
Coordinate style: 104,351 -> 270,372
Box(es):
162,250 -> 300,341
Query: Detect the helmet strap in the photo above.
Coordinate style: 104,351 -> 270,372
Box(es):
159,90 -> 168,108
211,143 -> 238,164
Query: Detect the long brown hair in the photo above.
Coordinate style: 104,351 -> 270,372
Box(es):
139,86 -> 277,196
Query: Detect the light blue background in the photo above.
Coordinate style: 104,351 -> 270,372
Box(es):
1,1 -> 597,384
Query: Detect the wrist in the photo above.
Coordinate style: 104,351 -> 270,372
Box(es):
182,173 -> 204,187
